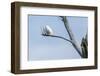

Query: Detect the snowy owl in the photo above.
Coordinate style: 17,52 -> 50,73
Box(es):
42,25 -> 54,35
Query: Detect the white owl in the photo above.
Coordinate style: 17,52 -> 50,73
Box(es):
42,25 -> 54,35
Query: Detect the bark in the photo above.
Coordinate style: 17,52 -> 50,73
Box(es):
81,34 -> 88,58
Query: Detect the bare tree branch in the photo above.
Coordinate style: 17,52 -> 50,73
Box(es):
42,16 -> 83,58
60,16 -> 83,58
42,34 -> 74,44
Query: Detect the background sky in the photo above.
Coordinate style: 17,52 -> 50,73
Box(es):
28,15 -> 88,61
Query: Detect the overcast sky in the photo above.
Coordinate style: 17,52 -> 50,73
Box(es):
28,15 -> 88,61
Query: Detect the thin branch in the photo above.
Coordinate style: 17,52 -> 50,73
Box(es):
42,34 -> 73,44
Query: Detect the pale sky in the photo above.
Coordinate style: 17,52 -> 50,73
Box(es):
28,15 -> 88,61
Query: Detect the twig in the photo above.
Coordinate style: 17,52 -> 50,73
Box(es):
42,34 -> 74,44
